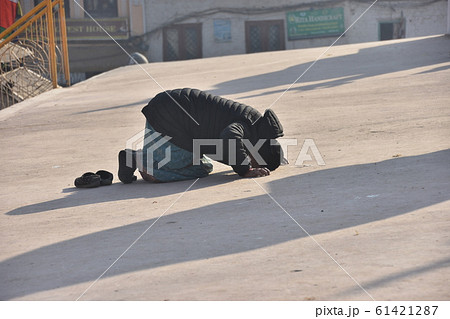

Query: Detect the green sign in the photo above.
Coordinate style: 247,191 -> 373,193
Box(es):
287,8 -> 345,40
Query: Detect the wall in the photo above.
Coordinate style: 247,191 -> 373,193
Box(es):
143,0 -> 335,61
143,0 -> 448,62
15,0 -> 448,72
448,0 -> 450,34
402,0 -> 447,37
345,0 -> 447,42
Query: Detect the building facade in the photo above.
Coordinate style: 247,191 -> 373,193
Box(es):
142,0 -> 448,62
17,0 -> 449,78
20,0 -> 147,80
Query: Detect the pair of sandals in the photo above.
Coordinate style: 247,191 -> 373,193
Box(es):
75,149 -> 136,188
74,170 -> 113,188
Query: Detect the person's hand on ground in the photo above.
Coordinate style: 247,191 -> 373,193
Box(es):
243,167 -> 270,178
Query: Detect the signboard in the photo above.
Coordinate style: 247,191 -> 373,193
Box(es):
214,19 -> 231,42
286,8 -> 345,40
66,18 -> 129,40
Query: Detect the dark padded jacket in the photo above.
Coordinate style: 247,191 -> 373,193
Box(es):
141,88 -> 283,176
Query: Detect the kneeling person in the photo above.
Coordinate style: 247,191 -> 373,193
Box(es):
118,88 -> 284,183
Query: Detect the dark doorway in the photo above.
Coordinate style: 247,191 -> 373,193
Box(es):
163,24 -> 202,61
380,23 -> 394,41
379,20 -> 405,41
83,0 -> 118,18
245,20 -> 285,53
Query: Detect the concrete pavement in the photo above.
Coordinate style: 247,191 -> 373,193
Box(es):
0,35 -> 449,300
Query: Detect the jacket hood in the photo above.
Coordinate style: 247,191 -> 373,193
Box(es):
256,109 -> 284,139
259,139 -> 283,171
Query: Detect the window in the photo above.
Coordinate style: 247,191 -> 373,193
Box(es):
379,20 -> 405,41
163,24 -> 202,61
245,20 -> 285,53
83,0 -> 118,18
64,0 -> 70,18
34,0 -> 71,17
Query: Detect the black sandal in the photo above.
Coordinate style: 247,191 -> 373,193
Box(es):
74,172 -> 101,188
75,170 -> 114,188
96,170 -> 113,186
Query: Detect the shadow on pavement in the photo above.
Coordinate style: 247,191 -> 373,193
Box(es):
73,99 -> 150,115
335,256 -> 450,299
0,150 -> 448,300
6,170 -> 237,216
210,36 -> 449,98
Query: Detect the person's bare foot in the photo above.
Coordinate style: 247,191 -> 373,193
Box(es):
139,170 -> 160,182
243,167 -> 270,178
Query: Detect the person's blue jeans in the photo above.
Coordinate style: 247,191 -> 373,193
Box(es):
141,122 -> 213,182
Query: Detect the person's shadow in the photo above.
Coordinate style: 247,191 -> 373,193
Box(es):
1,150 -> 449,300
6,170 -> 237,216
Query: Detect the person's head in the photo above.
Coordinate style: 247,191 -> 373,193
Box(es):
256,109 -> 284,140
254,109 -> 286,171
257,139 -> 285,171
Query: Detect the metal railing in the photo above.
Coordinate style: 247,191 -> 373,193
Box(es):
0,0 -> 70,109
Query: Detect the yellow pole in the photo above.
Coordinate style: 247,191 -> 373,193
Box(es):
46,0 -> 58,88
58,0 -> 71,86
